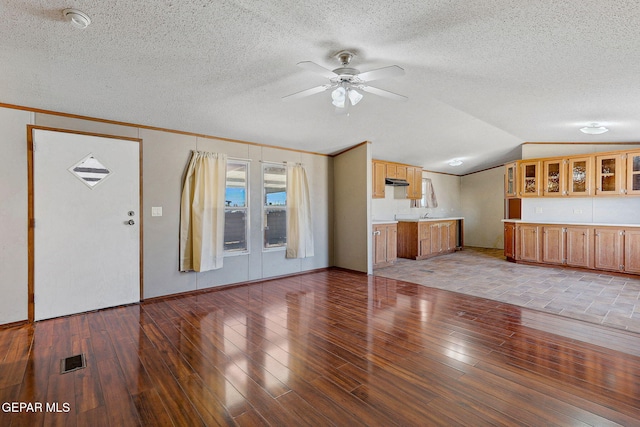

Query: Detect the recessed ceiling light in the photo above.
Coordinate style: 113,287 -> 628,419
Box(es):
448,159 -> 463,166
62,8 -> 91,29
579,123 -> 609,135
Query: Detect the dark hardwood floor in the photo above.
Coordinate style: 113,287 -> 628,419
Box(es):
1,268 -> 640,426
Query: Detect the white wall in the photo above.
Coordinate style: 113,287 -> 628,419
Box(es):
521,143 -> 640,224
0,105 -> 334,324
461,167 -> 505,248
0,107 -> 32,324
333,143 -> 371,273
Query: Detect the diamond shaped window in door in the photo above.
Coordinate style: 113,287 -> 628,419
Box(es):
69,154 -> 111,188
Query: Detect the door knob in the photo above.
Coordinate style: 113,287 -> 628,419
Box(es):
127,219 -> 135,225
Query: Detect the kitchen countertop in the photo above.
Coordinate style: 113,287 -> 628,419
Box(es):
396,217 -> 464,222
502,219 -> 640,228
372,220 -> 399,224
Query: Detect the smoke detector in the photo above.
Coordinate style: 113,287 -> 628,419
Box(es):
63,9 -> 91,29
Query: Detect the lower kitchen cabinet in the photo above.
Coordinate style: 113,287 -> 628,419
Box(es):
594,228 -> 624,272
373,223 -> 397,268
398,220 -> 461,260
542,225 -> 564,265
507,222 -> 639,275
565,226 -> 593,268
517,224 -> 541,263
625,229 -> 640,274
504,222 -> 516,260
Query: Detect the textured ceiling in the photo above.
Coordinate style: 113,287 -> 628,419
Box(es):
2,1 -> 640,174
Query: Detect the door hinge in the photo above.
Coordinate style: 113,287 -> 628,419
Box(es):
32,141 -> 36,151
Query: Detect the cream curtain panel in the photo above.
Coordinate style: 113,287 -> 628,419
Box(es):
286,164 -> 314,259
179,151 -> 227,272
424,178 -> 438,208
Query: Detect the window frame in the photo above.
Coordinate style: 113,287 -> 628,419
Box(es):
262,162 -> 287,251
224,159 -> 250,256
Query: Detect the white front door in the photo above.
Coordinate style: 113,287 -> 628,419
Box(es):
32,129 -> 140,321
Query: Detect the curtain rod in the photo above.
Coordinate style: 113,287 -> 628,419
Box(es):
228,156 -> 252,162
259,160 -> 303,166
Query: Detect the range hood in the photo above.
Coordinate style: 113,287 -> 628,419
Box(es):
385,178 -> 409,187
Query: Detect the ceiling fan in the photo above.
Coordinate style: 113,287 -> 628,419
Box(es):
282,51 -> 407,111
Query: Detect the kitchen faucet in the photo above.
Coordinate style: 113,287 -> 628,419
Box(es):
422,212 -> 429,218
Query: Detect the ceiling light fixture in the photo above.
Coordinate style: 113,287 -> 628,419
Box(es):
579,123 -> 609,135
62,8 -> 91,29
331,85 -> 363,109
448,159 -> 463,167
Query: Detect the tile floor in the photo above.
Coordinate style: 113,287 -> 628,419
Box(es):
375,247 -> 640,334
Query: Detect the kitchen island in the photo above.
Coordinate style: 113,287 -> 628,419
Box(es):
396,217 -> 464,260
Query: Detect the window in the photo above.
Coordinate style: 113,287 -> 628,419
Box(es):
263,164 -> 287,249
224,161 -> 249,254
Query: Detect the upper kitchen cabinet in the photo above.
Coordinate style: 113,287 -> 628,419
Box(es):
372,160 -> 422,200
543,159 -> 566,197
519,160 -> 541,197
406,166 -> 423,200
567,156 -> 593,196
596,153 -> 625,196
504,162 -> 518,198
372,160 -> 386,198
505,148 -> 640,200
626,150 -> 640,195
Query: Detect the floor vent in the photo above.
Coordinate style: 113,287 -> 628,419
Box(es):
60,354 -> 86,374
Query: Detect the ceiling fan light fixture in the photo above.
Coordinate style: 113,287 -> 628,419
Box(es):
331,87 -> 346,108
63,8 -> 91,29
348,89 -> 363,106
579,123 -> 609,135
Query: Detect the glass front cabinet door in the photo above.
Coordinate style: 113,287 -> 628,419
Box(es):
596,154 -> 625,195
543,159 -> 566,196
567,156 -> 593,196
626,151 -> 640,195
520,161 -> 541,197
504,162 -> 518,198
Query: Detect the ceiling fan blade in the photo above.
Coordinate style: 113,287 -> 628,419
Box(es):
282,85 -> 330,101
297,61 -> 338,78
360,85 -> 408,101
356,65 -> 405,82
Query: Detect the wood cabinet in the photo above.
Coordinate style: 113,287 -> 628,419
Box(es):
517,224 -> 541,262
543,160 -> 566,197
397,220 -> 460,260
624,229 -> 640,274
504,222 -> 516,260
373,223 -> 397,268
372,160 -> 421,199
504,147 -> 640,198
542,225 -> 564,264
405,166 -> 423,200
565,226 -> 592,268
595,154 -> 625,196
626,151 -> 640,195
504,162 -> 518,198
507,222 -> 640,275
594,228 -> 624,271
567,156 -> 593,196
519,161 -> 541,197
372,160 -> 386,198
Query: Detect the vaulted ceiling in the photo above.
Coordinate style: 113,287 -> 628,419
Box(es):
2,1 -> 639,174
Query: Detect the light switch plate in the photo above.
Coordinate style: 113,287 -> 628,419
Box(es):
151,207 -> 163,217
